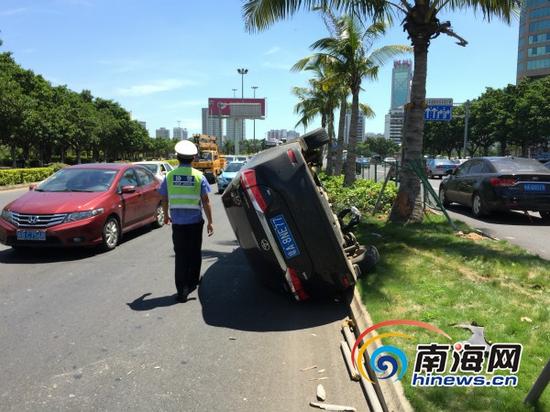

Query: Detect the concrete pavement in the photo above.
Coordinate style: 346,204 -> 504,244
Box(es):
0,188 -> 366,411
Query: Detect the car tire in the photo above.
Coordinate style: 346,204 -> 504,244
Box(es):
472,193 -> 488,218
101,217 -> 120,251
439,187 -> 451,208
427,171 -> 433,179
540,211 -> 550,223
152,204 -> 164,229
302,128 -> 329,151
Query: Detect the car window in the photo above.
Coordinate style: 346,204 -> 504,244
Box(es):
456,161 -> 472,177
119,169 -> 138,189
468,160 -> 484,174
481,161 -> 495,173
135,167 -> 155,186
164,163 -> 173,172
491,158 -> 550,173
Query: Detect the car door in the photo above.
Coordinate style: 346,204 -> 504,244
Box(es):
118,168 -> 142,227
446,161 -> 472,205
135,167 -> 159,222
461,160 -> 484,206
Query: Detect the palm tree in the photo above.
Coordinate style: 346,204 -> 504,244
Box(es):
243,0 -> 517,220
292,16 -> 410,185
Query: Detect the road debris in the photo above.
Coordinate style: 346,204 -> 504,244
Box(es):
229,337 -> 237,340
318,369 -> 326,374
521,317 -> 533,323
340,341 -> 360,381
308,377 -> 329,381
316,384 -> 326,401
309,401 -> 356,411
301,365 -> 317,371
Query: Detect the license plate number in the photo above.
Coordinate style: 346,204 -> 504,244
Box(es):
270,215 -> 300,259
524,183 -> 545,192
16,230 -> 46,241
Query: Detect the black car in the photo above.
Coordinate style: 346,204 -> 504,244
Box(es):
221,129 -> 377,300
439,157 -> 550,221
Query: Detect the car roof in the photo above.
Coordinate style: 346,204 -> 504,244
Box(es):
67,163 -> 128,170
133,161 -> 167,164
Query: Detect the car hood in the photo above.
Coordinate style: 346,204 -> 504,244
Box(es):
5,191 -> 111,214
220,172 -> 238,180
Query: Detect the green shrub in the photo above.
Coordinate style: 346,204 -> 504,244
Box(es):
49,162 -> 69,172
0,167 -> 54,186
319,174 -> 397,215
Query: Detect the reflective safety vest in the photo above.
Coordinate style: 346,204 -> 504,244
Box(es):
166,167 -> 203,210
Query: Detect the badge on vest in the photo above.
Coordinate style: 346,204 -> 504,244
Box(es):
172,175 -> 195,187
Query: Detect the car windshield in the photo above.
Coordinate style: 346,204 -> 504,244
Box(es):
37,168 -> 118,192
434,160 -> 455,165
139,164 -> 159,174
490,158 -> 549,173
200,152 -> 213,161
225,162 -> 244,173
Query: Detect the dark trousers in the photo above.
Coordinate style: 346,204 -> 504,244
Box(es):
171,221 -> 204,295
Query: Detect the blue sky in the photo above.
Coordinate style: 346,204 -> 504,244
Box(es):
0,0 -> 519,138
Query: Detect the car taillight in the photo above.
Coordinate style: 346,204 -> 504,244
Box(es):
490,177 -> 516,187
240,169 -> 268,213
287,149 -> 298,165
286,268 -> 309,301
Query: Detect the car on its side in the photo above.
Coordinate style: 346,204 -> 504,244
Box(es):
426,158 -> 459,179
222,128 -> 378,300
217,161 -> 245,194
134,161 -> 174,182
439,157 -> 550,221
0,163 -> 164,251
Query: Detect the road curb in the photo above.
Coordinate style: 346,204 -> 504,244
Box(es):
0,182 -> 38,192
349,288 -> 414,412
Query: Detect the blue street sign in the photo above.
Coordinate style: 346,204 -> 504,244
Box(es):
424,105 -> 452,121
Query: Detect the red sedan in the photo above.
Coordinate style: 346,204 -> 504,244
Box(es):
0,163 -> 164,251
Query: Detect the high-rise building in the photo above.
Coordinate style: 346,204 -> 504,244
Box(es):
226,118 -> 246,143
155,127 -> 170,139
390,60 -> 412,109
384,107 -> 405,143
201,108 -> 222,140
173,127 -> 188,141
517,0 -> 550,81
343,111 -> 366,144
138,121 -> 147,130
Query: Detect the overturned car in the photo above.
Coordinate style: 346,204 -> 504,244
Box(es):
221,128 -> 378,300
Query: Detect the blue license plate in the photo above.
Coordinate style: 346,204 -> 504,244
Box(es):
16,229 -> 46,241
524,183 -> 546,192
270,214 -> 300,259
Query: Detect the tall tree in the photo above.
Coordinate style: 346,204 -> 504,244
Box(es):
243,0 -> 517,221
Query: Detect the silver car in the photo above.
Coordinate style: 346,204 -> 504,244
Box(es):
133,161 -> 174,182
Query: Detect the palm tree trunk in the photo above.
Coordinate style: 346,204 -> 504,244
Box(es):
326,111 -> 336,175
389,39 -> 427,223
333,98 -> 347,175
344,88 -> 359,187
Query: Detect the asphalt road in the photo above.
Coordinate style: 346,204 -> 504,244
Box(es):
429,178 -> 550,260
0,188 -> 366,411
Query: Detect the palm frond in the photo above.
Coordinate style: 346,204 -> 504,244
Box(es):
368,45 -> 412,67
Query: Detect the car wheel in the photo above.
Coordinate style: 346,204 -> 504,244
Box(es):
540,211 -> 550,223
427,170 -> 433,179
101,217 -> 120,251
472,193 -> 488,218
152,204 -> 164,228
439,187 -> 451,208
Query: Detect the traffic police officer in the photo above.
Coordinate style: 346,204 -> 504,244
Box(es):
159,140 -> 213,303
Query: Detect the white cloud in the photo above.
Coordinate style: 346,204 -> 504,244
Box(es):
262,61 -> 291,71
264,46 -> 281,56
162,100 -> 205,110
0,7 -> 28,16
116,79 -> 197,97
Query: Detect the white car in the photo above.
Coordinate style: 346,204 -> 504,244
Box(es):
133,161 -> 174,181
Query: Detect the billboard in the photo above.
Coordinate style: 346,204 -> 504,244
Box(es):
208,98 -> 266,119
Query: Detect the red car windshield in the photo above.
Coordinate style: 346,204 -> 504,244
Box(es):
37,168 -> 118,192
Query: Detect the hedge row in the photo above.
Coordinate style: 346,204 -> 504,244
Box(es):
0,167 -> 55,186
320,174 -> 397,215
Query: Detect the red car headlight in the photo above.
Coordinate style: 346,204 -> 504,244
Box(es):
1,209 -> 14,224
64,208 -> 104,223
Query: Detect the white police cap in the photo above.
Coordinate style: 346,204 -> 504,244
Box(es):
174,140 -> 198,157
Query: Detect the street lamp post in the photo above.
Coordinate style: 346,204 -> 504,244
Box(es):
251,86 -> 258,153
232,88 -> 237,98
236,68 -> 248,155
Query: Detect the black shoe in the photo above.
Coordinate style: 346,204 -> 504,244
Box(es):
176,287 -> 189,303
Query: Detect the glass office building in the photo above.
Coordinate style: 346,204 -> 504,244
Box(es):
517,0 -> 550,81
390,60 -> 412,109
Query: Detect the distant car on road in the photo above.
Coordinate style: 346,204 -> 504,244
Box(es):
439,157 -> 550,221
133,161 -> 174,181
217,161 -> 245,194
383,157 -> 397,164
426,158 -> 459,179
0,164 -> 164,251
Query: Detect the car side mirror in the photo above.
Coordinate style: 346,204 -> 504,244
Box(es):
29,184 -> 37,191
121,185 -> 136,194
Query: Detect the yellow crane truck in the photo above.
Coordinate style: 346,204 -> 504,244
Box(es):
190,134 -> 225,183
